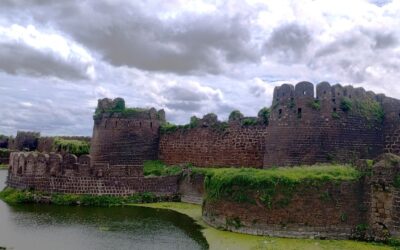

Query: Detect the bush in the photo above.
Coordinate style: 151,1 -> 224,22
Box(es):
189,116 -> 199,128
257,107 -> 270,125
354,98 -> 385,123
241,118 -> 258,126
229,110 -> 244,122
0,187 -> 35,203
332,112 -> 340,119
308,100 -> 321,110
53,138 -> 90,156
340,97 -> 352,112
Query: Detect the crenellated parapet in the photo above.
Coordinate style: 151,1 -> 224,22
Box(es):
264,81 -> 399,167
8,151 -> 143,178
269,81 -> 390,125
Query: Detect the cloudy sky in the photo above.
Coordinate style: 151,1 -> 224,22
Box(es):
0,0 -> 399,136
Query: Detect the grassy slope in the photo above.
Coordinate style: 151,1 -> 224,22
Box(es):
135,202 -> 391,250
143,160 -> 182,176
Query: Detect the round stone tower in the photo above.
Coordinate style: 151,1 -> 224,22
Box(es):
90,98 -> 165,166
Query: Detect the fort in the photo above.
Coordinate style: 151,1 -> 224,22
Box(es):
2,81 -> 400,241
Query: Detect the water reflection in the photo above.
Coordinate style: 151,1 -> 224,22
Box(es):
0,171 -> 208,250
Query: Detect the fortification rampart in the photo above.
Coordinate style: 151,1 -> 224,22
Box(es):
6,152 -> 179,196
159,81 -> 398,168
202,154 -> 400,240
264,81 -> 386,167
90,98 -> 165,166
203,181 -> 366,239
159,122 -> 267,168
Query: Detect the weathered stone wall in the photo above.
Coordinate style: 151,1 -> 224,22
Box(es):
367,154 -> 400,239
159,124 -> 267,168
202,154 -> 400,240
202,180 -> 366,239
382,97 -> 400,155
7,152 -> 179,196
178,172 -> 205,204
263,82 -> 385,167
90,98 -> 164,167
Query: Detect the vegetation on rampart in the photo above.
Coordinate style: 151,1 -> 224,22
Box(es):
94,98 -> 148,120
143,160 -> 182,176
0,187 -> 176,206
339,97 -> 385,123
199,165 -> 361,208
53,137 -> 90,156
308,100 -> 321,110
160,107 -> 270,134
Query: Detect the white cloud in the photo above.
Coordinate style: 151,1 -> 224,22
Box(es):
0,0 -> 399,135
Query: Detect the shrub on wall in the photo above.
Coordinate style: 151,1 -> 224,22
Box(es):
308,100 -> 321,110
189,116 -> 199,128
354,98 -> 385,124
228,110 -> 244,122
340,97 -> 352,112
257,107 -> 270,125
53,138 -> 90,156
241,118 -> 258,126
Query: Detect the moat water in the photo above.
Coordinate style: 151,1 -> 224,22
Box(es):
0,170 -> 208,250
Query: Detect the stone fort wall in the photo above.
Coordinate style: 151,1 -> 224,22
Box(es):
90,98 -> 165,166
6,152 -> 179,196
159,81 -> 400,168
202,154 -> 400,240
263,81 -> 386,167
159,124 -> 267,168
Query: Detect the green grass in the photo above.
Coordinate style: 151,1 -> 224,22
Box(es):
143,160 -> 183,176
53,137 -> 90,156
0,164 -> 8,170
0,187 -> 175,206
199,165 -> 361,206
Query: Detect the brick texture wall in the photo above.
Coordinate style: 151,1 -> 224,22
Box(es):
7,152 -> 179,196
202,181 -> 367,239
263,82 -> 386,167
159,125 -> 267,168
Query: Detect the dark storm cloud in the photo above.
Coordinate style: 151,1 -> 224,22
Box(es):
263,23 -> 312,63
0,42 -> 90,80
0,0 -> 259,75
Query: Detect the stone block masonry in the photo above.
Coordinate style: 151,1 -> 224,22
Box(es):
7,151 -> 179,196
202,154 -> 400,240
159,125 -> 267,168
